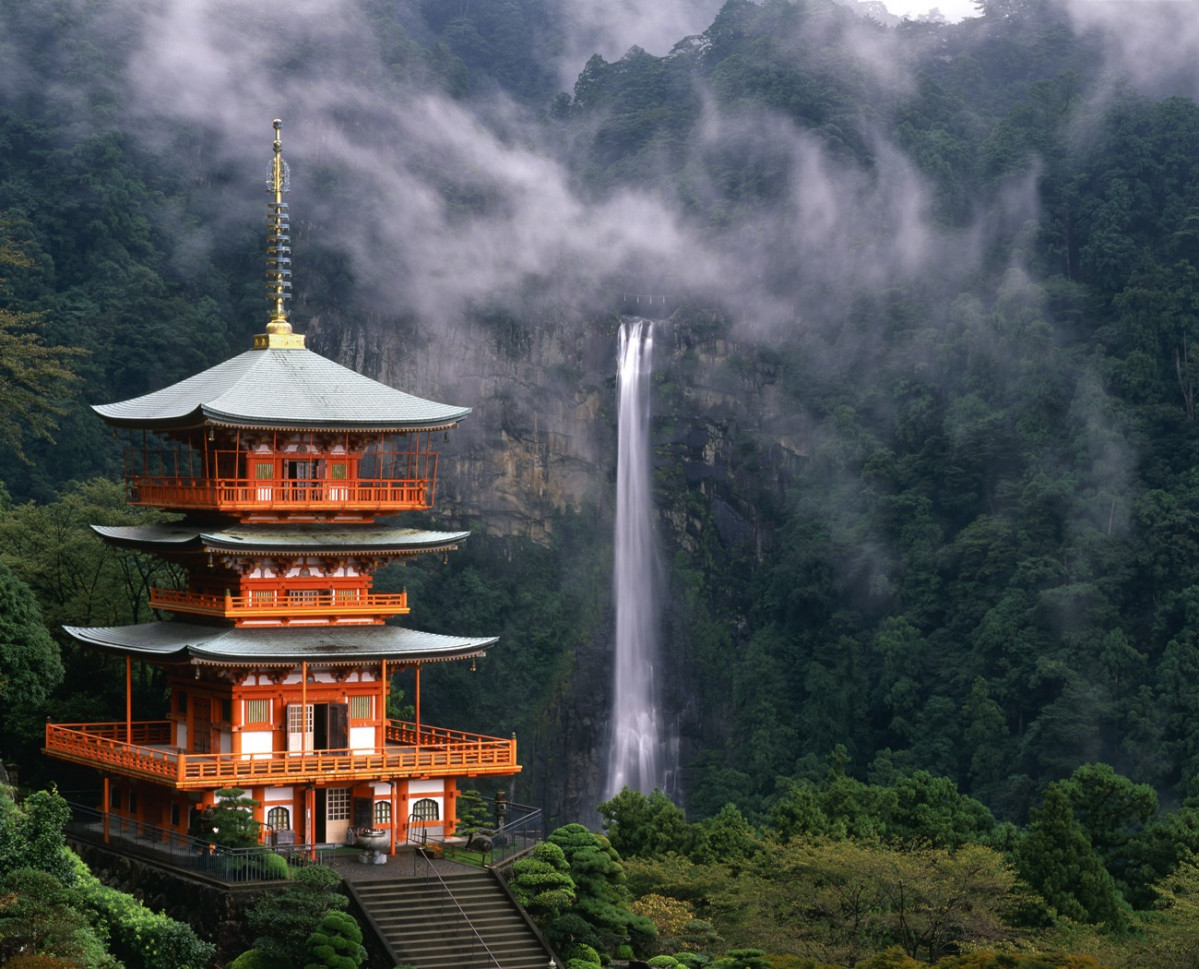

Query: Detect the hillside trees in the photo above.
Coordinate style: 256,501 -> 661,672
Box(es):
0,558 -> 63,753
0,214 -> 81,460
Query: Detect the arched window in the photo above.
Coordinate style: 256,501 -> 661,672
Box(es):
411,798 -> 439,821
374,800 -> 392,824
266,806 -> 290,831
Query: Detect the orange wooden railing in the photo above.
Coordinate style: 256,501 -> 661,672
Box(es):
149,588 -> 409,622
124,476 -> 433,512
44,720 -> 518,790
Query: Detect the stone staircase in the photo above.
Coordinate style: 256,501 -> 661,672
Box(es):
348,868 -> 555,969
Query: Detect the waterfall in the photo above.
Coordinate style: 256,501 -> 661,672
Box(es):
606,318 -> 671,799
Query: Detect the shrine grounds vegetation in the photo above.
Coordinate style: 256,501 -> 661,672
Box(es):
7,0 -> 1199,964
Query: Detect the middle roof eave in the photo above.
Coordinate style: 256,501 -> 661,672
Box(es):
92,523 -> 471,554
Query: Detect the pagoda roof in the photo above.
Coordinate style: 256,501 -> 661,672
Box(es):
92,523 -> 469,556
63,621 -> 495,666
92,347 -> 471,432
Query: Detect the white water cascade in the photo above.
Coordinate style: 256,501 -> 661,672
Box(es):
606,318 -> 672,798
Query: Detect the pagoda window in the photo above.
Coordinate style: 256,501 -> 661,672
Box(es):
349,695 -> 372,720
266,806 -> 290,831
374,800 -> 391,824
219,698 -> 233,724
287,703 -> 314,751
194,700 -> 212,753
412,798 -> 439,822
245,699 -> 271,724
328,788 -> 350,822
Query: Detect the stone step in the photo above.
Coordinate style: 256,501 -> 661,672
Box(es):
349,869 -> 553,969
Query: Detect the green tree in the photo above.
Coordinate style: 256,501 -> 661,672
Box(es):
0,558 -> 64,751
1016,785 -> 1129,929
207,787 -> 262,850
599,788 -> 695,860
1055,763 -> 1157,897
510,840 -> 577,926
0,214 -> 82,460
0,785 -> 74,885
547,823 -> 656,956
304,909 -> 365,969
246,865 -> 348,969
0,867 -> 117,968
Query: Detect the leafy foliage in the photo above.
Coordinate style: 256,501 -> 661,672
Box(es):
0,559 -> 64,752
303,910 -> 366,969
245,865 -> 348,969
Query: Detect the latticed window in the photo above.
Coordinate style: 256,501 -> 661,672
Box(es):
327,788 -> 350,821
267,806 -> 290,830
245,699 -> 271,724
412,797 -> 439,821
349,695 -> 372,720
375,801 -> 392,824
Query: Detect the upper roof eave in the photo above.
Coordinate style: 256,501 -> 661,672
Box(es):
91,347 -> 472,432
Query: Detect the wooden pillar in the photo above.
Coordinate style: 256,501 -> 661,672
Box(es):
444,782 -> 458,837
379,659 -> 387,746
102,776 -> 110,844
389,779 -> 397,855
301,661 -> 308,753
305,785 -> 316,848
125,655 -> 132,743
414,664 -> 421,738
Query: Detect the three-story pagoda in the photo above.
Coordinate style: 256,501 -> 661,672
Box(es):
43,121 -> 518,850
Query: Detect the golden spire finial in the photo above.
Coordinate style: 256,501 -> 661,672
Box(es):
256,118 -> 305,349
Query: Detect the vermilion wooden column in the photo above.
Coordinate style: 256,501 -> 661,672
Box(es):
301,661 -> 308,753
102,776 -> 110,844
379,659 -> 387,746
389,779 -> 397,855
125,656 -> 132,743
414,664 -> 421,740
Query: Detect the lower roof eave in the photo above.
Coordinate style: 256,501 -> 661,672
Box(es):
62,620 -> 498,666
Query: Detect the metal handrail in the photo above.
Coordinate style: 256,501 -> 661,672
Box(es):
415,844 -> 502,969
62,800 -> 336,882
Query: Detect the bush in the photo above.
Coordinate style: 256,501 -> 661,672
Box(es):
304,909 -> 365,969
227,950 -> 277,969
564,942 -> 603,965
259,852 -> 291,880
68,852 -> 214,969
649,957 -> 682,967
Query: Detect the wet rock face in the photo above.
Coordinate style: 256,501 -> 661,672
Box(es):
313,307 -> 800,552
312,307 -> 805,815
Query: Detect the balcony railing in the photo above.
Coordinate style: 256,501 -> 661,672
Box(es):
124,475 -> 433,513
44,719 -> 519,790
149,587 -> 409,623
62,800 -> 337,882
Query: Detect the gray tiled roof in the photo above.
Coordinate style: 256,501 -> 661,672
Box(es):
93,348 -> 471,431
92,523 -> 470,555
63,621 -> 496,665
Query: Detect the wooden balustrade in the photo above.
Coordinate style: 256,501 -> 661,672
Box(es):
149,587 -> 409,622
44,720 -> 518,790
125,476 -> 432,512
